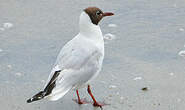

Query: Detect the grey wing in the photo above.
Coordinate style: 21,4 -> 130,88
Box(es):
54,37 -> 101,69
43,38 -> 81,87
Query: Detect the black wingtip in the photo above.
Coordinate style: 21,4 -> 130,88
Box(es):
26,91 -> 45,103
27,98 -> 33,103
26,70 -> 62,104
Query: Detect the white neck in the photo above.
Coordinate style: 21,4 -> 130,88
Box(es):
79,12 -> 103,41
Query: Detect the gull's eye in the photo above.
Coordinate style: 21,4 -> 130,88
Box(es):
96,11 -> 101,16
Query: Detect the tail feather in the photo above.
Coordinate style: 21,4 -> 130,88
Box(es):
48,86 -> 72,101
27,91 -> 46,103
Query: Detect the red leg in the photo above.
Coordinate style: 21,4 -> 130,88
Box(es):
73,90 -> 89,104
87,85 -> 107,108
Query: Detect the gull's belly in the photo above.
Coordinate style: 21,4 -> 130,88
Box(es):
73,53 -> 104,89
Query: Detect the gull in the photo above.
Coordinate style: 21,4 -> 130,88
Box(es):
27,7 -> 114,108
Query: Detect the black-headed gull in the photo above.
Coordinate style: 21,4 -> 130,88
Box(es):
27,7 -> 114,108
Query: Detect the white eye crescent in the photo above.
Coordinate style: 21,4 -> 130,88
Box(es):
96,11 -> 101,16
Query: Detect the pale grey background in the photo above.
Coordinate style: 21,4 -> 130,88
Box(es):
1,0 -> 185,110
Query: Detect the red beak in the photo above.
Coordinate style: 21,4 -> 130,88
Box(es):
103,12 -> 114,17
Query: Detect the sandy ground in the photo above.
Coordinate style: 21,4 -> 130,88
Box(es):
1,0 -> 185,110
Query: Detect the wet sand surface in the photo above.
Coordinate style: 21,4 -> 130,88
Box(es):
1,0 -> 185,110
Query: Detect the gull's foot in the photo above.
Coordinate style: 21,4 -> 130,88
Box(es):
92,101 -> 109,109
73,98 -> 89,105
